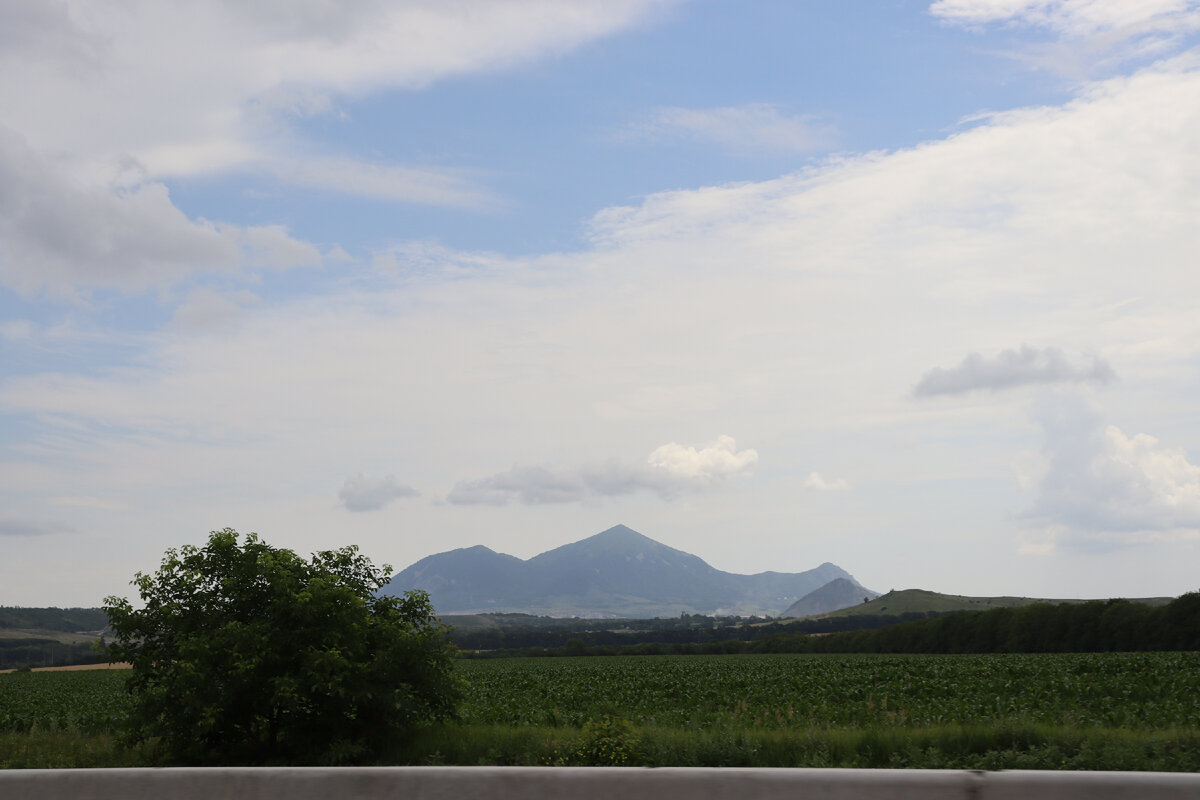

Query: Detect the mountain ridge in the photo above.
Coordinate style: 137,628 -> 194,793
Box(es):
383,524 -> 866,617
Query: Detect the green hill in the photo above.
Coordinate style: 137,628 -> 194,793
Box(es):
0,607 -> 110,670
809,589 -> 1172,619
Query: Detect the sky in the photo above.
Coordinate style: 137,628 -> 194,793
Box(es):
3,0 -> 1200,608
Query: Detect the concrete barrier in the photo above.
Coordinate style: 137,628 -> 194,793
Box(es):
1,767 -> 1198,800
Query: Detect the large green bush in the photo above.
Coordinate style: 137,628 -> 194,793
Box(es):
103,528 -> 459,765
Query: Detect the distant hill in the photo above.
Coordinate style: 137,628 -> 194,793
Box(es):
781,578 -> 880,617
808,588 -> 1173,619
383,524 -> 864,617
0,607 -> 108,632
0,607 -> 109,671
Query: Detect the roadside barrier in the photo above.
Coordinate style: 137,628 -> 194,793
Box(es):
2,766 -> 1199,799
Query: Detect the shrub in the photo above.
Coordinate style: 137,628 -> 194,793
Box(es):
103,528 -> 460,765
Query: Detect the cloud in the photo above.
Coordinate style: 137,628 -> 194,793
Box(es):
930,0 -> 1200,36
0,126 -> 320,294
930,0 -> 1200,76
1,0 -> 672,169
1023,393 -> 1200,549
804,472 -> 850,492
447,436 -> 758,505
0,1 -> 104,67
0,0 -> 670,293
51,496 -> 130,511
646,435 -> 759,482
913,346 -> 1115,397
622,103 -> 836,155
0,516 -> 74,537
339,474 -> 420,512
262,156 -> 498,210
168,289 -> 261,331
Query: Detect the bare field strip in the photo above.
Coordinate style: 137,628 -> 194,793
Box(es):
0,663 -> 129,675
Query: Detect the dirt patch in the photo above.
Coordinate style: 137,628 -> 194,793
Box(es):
0,662 -> 131,674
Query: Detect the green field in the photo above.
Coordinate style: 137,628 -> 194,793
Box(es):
3,652 -> 1200,769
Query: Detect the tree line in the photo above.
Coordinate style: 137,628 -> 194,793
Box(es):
461,594 -> 1200,658
449,611 -> 942,651
0,606 -> 109,633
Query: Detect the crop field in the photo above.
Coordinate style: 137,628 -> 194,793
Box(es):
3,652 -> 1200,768
457,652 -> 1200,729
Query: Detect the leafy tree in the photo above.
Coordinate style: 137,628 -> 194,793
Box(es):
104,528 -> 460,765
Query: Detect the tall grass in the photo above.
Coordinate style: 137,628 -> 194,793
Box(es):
390,721 -> 1200,770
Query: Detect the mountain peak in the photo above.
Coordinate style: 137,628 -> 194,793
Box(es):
530,524 -> 677,563
591,524 -> 651,543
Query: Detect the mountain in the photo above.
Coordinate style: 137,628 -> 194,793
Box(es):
781,578 -> 880,617
391,545 -> 528,612
382,524 -> 864,617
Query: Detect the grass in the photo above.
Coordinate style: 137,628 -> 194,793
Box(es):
0,733 -> 157,769
5,721 -> 1199,770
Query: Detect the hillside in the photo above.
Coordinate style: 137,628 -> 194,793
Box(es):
0,607 -> 109,670
781,578 -> 880,617
809,589 -> 1173,619
384,524 -> 863,617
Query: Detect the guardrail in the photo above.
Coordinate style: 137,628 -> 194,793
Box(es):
2,767 -> 1199,799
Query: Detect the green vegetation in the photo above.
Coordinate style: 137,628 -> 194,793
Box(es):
455,652 -> 1200,729
4,652 -> 1199,769
102,529 -> 460,765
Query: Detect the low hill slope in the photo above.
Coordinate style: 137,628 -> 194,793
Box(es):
810,589 -> 1172,619
782,578 -> 880,617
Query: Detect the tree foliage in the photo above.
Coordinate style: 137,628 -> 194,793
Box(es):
103,529 -> 459,765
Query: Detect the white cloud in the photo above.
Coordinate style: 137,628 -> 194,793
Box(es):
0,126 -> 320,294
623,103 -> 836,155
930,0 -> 1200,35
338,474 -> 420,512
804,472 -> 850,492
930,0 -> 1200,76
1024,393 -> 1200,549
447,436 -> 757,505
646,435 -> 759,483
914,345 -> 1115,396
